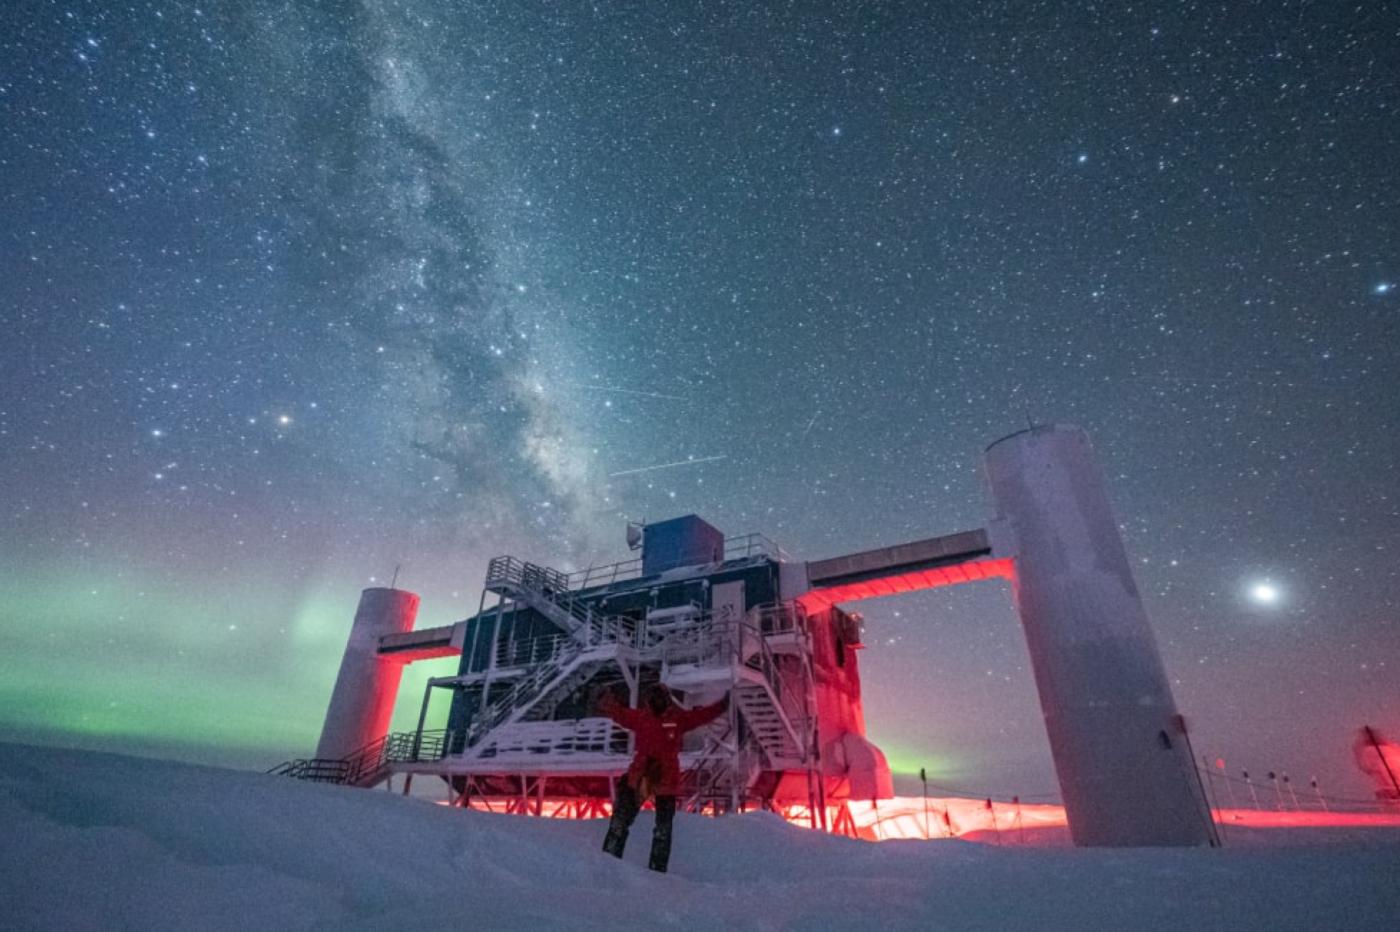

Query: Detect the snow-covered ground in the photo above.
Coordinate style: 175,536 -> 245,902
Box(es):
4,742 -> 1398,931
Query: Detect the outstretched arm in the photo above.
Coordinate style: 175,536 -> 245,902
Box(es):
596,689 -> 645,730
677,694 -> 730,732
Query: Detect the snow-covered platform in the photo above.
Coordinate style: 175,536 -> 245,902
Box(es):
4,741 -> 1398,931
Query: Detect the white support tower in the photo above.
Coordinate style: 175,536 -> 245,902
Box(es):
315,587 -> 419,762
985,424 -> 1214,846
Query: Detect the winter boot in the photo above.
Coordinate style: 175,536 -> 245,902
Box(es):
603,780 -> 640,858
602,820 -> 629,859
648,795 -> 677,872
647,824 -> 672,872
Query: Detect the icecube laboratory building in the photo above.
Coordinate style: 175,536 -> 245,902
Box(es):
277,425 -> 1218,847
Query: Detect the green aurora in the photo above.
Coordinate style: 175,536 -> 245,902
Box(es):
0,561 -> 460,764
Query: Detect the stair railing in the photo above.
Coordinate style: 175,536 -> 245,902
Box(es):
466,559 -> 648,753
486,555 -> 637,647
683,721 -> 744,810
269,729 -> 449,787
465,644 -> 582,746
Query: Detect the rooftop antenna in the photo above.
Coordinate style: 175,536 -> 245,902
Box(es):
626,519 -> 645,551
1009,382 -> 1035,431
390,563 -> 401,589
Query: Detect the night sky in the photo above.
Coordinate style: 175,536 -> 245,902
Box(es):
3,2 -> 1397,801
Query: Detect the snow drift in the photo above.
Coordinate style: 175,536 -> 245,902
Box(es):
3,742 -> 1398,931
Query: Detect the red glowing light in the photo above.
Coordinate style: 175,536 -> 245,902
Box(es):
797,557 -> 1015,612
440,793 -> 1400,844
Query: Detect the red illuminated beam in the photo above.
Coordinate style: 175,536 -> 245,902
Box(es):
798,557 -> 1014,612
377,624 -> 462,662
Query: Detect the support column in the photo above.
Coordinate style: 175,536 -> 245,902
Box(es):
315,587 -> 420,761
985,425 -> 1212,846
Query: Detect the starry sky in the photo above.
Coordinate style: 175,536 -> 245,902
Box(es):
2,1 -> 1397,800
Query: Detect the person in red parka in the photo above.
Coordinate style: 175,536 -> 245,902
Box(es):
595,682 -> 729,872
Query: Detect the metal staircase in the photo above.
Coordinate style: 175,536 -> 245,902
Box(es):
520,660 -> 605,722
466,559 -> 814,789
270,730 -> 447,788
460,558 -> 638,754
682,723 -> 754,812
734,678 -> 804,763
484,556 -> 635,648
660,606 -> 812,772
462,639 -> 592,749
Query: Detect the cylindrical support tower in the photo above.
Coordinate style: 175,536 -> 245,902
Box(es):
985,425 -> 1212,846
315,587 -> 419,761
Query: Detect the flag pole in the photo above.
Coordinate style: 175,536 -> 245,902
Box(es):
920,767 -> 931,840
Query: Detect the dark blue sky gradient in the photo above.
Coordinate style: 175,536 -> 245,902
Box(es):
2,1 -> 1397,797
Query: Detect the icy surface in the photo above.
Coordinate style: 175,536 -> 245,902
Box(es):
3,742 -> 1398,931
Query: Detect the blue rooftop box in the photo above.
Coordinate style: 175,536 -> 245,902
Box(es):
642,515 -> 725,576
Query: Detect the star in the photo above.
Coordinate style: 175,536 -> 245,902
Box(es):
1248,582 -> 1280,605
2,0 -> 1396,809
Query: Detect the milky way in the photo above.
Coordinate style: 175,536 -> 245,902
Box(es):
2,2 -> 1397,798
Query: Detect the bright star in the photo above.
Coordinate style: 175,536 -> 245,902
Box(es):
1249,582 -> 1279,605
1375,282 -> 1392,295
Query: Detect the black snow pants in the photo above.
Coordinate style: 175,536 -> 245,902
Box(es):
602,778 -> 677,872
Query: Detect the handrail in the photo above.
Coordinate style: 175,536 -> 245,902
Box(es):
565,533 -> 788,590
466,648 -> 578,743
684,722 -> 744,809
485,533 -> 789,598
740,606 -> 809,760
652,603 -> 810,769
494,632 -> 572,669
463,609 -> 627,744
269,729 -> 449,786
677,605 -> 808,811
753,601 -> 805,636
485,556 -> 639,646
463,563 -> 649,750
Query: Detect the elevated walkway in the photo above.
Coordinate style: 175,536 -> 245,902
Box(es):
376,624 -> 462,661
800,528 -> 1012,610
